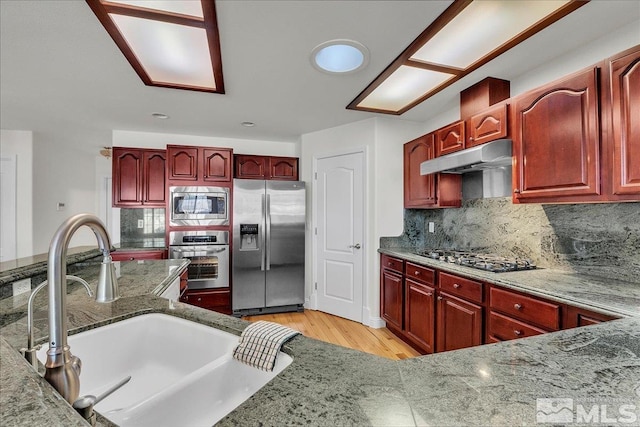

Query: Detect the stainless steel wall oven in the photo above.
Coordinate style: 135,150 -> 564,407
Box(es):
169,230 -> 229,290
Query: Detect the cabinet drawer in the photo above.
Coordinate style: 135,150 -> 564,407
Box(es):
438,272 -> 483,304
111,250 -> 166,261
489,311 -> 547,341
381,255 -> 404,274
490,287 -> 560,330
405,262 -> 435,286
183,289 -> 230,309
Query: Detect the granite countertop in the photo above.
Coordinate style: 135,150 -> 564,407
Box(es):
1,258 -> 639,426
379,248 -> 640,318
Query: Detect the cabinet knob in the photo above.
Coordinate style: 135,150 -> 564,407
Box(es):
514,330 -> 523,336
514,303 -> 522,310
129,257 -> 134,261
426,292 -> 433,297
437,296 -> 443,301
469,137 -> 474,141
414,270 -> 420,275
197,297 -> 202,302
453,283 -> 461,289
513,189 -> 521,194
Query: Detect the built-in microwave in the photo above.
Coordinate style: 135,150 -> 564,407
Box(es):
169,186 -> 229,226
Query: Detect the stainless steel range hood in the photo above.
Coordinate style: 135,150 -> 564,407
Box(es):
420,139 -> 512,175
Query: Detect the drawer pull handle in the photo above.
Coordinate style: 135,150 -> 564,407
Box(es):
453,283 -> 461,289
414,270 -> 420,275
437,296 -> 443,301
514,303 -> 522,310
514,330 -> 523,336
426,292 -> 433,297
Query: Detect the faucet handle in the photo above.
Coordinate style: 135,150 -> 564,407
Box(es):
73,375 -> 131,426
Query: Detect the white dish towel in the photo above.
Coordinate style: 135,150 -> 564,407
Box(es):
233,321 -> 300,371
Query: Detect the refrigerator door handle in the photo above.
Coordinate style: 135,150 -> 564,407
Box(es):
261,194 -> 266,271
266,194 -> 271,271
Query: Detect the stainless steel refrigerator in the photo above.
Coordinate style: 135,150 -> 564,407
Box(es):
232,179 -> 305,315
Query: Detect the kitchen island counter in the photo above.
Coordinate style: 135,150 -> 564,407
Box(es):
1,259 -> 639,426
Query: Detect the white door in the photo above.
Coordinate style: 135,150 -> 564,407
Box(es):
0,155 -> 17,262
315,151 -> 364,322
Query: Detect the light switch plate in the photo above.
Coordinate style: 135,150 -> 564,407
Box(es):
12,279 -> 31,296
428,222 -> 435,233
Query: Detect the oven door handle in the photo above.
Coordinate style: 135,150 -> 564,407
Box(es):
171,247 -> 227,254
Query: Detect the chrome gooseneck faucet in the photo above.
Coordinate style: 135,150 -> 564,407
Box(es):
44,213 -> 119,404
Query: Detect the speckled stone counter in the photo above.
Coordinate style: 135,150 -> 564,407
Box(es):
1,259 -> 639,426
380,248 -> 640,318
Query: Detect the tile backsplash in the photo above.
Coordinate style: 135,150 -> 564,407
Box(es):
120,208 -> 166,245
381,198 -> 640,282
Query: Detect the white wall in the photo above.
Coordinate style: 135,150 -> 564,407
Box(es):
31,131 -> 111,253
113,130 -> 300,157
0,129 -> 33,258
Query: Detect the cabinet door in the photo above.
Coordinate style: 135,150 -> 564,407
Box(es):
563,305 -> 619,329
112,148 -> 142,206
183,289 -> 231,314
381,269 -> 403,331
142,150 -> 166,206
513,68 -> 600,201
235,155 -> 267,179
404,134 -> 437,207
435,121 -> 465,156
269,157 -> 299,180
168,146 -> 198,181
466,104 -> 508,148
202,148 -> 232,182
405,279 -> 435,353
609,48 -> 640,196
436,292 -> 482,352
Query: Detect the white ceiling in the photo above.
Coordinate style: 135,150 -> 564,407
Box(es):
1,1 -> 639,151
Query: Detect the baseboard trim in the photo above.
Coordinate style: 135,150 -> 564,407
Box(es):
363,306 -> 386,329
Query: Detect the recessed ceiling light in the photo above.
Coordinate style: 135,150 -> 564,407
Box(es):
311,39 -> 369,74
152,112 -> 169,119
241,121 -> 255,127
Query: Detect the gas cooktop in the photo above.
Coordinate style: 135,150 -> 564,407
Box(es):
412,249 -> 536,273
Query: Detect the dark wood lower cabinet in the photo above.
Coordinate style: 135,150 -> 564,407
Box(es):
436,292 -> 483,352
563,305 -> 619,329
181,288 -> 231,314
110,249 -> 167,261
381,269 -> 403,331
404,279 -> 435,353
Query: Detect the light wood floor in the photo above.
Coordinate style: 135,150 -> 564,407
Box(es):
244,310 -> 421,360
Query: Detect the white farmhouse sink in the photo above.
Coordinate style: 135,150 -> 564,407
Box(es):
37,313 -> 293,426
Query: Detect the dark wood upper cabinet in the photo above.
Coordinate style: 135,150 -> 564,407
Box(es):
607,45 -> 640,197
466,103 -> 509,148
142,150 -> 167,205
234,155 -> 299,180
460,77 -> 511,120
435,120 -> 465,156
202,148 -> 232,182
403,134 -> 461,209
167,145 -> 232,183
112,147 -> 166,207
269,157 -> 298,180
512,67 -> 601,202
168,146 -> 198,181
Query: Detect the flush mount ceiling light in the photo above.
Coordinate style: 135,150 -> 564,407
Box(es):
348,0 -> 587,115
86,0 -> 224,93
311,40 -> 369,74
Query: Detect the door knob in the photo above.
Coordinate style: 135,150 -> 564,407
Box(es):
349,243 -> 361,249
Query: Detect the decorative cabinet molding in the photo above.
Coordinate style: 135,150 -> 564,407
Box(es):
466,103 -> 509,148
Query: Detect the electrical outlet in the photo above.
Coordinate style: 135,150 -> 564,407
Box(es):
428,222 -> 435,233
12,279 -> 31,296
137,219 -> 144,228
56,202 -> 65,211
